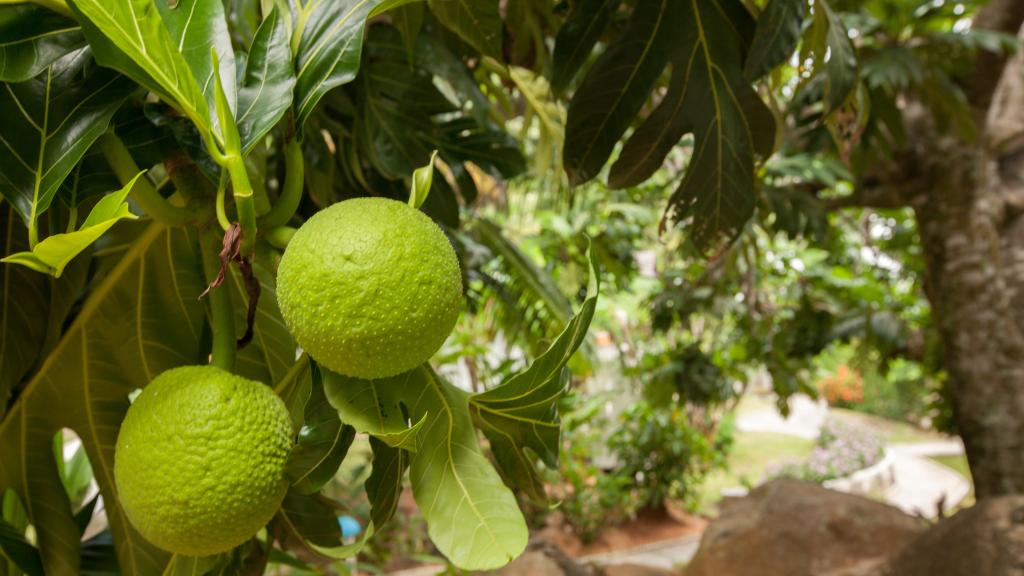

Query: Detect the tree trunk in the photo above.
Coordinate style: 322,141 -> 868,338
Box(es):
912,133 -> 1024,498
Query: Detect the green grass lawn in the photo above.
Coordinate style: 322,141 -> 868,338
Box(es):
930,454 -> 971,478
696,431 -> 815,513
828,408 -> 948,444
930,454 -> 975,509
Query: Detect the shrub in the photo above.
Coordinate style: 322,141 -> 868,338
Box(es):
543,395 -> 733,541
608,401 -> 732,511
544,394 -> 639,542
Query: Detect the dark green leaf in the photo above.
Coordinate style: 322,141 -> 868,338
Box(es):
155,0 -> 236,117
815,0 -> 857,112
78,532 -> 120,576
236,8 -> 295,153
293,0 -> 417,129
0,4 -> 83,82
391,3 -> 425,63
160,553 -> 219,576
275,356 -> 313,434
563,0 -> 674,186
67,0 -> 211,132
550,0 -> 621,93
0,49 -> 134,227
73,495 -> 98,536
352,28 -> 524,181
78,531 -> 119,576
273,490 -> 342,552
744,0 -> 804,80
58,106 -> 183,207
609,0 -> 775,250
0,206 -> 50,412
435,117 -> 526,179
0,222 -> 207,574
419,167 -> 460,229
427,0 -> 502,60
365,438 -> 407,529
286,363 -> 356,495
0,517 -> 43,576
470,244 -> 599,500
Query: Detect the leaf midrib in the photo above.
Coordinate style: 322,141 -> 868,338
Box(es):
421,369 -> 506,556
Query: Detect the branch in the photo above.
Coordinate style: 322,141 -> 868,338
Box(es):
967,0 -> 1024,115
822,174 -> 921,211
823,191 -> 909,211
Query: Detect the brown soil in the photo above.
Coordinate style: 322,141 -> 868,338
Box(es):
535,505 -> 707,558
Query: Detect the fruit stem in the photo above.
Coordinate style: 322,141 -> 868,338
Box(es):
260,139 -> 304,229
215,172 -> 231,232
201,228 -> 237,372
224,154 -> 258,257
265,226 -> 296,250
97,132 -> 198,226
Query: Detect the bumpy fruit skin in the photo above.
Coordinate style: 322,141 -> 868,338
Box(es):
277,197 -> 462,379
114,366 -> 293,556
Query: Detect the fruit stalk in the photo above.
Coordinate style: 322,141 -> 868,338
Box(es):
97,132 -> 197,226
201,228 -> 237,371
265,226 -> 296,249
260,139 -> 305,228
222,154 -> 257,257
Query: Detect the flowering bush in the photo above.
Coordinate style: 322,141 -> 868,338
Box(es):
817,364 -> 864,407
771,418 -> 884,483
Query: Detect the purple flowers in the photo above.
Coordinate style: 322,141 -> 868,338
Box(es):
770,418 -> 884,483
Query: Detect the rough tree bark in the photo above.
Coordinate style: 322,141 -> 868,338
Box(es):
867,0 -> 1024,497
913,130 -> 1024,498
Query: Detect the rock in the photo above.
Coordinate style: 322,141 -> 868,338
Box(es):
491,542 -> 596,576
885,495 -> 1024,576
601,563 -> 678,576
685,478 -> 925,576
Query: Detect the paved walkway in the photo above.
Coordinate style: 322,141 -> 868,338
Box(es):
582,534 -> 702,570
735,394 -> 827,439
885,441 -> 971,518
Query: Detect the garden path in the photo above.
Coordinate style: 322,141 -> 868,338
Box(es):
735,396 -> 971,518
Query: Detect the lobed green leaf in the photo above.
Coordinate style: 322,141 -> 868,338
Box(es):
562,0 -> 675,186
470,243 -> 600,501
2,173 -> 143,277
